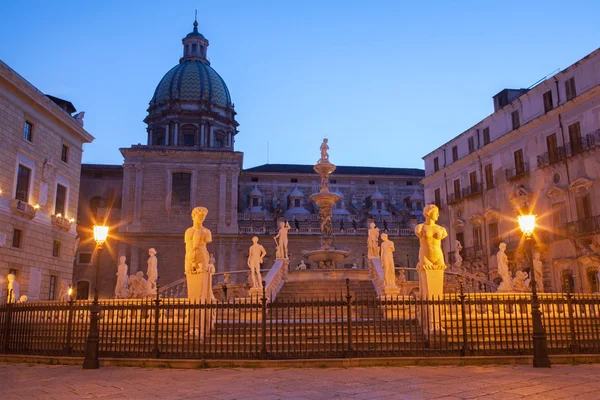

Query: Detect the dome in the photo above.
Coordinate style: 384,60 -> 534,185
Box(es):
150,59 -> 232,109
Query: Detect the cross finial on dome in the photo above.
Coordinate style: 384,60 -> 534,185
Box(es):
193,9 -> 199,33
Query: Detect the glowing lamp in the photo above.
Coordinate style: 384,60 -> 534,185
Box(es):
69,218 -> 75,223
34,204 -> 40,210
68,287 -> 73,296
93,225 -> 109,245
518,214 -> 536,237
56,213 -> 62,218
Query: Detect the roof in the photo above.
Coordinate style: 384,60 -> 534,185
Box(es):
46,95 -> 77,114
82,164 -> 124,172
244,164 -> 425,177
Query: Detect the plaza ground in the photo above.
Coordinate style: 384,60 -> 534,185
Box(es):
2,362 -> 600,399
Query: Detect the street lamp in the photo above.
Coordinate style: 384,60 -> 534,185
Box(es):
83,225 -> 108,369
517,214 -> 551,368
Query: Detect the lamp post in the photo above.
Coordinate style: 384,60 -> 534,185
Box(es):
517,214 -> 551,368
83,225 -> 108,369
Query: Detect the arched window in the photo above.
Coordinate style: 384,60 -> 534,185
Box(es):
76,281 -> 90,300
181,124 -> 197,146
172,173 -> 192,205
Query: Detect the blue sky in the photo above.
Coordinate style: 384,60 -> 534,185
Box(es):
1,1 -> 598,169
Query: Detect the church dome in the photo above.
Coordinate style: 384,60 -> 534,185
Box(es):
150,60 -> 232,109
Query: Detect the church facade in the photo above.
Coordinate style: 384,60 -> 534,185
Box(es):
73,21 -> 424,299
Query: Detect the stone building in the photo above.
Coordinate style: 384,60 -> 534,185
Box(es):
73,20 -> 424,299
0,60 -> 94,301
422,48 -> 600,293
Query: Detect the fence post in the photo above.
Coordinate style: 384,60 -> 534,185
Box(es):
459,281 -> 470,356
345,278 -> 354,358
2,294 -> 13,354
153,282 -> 161,359
260,281 -> 268,359
65,298 -> 75,356
565,291 -> 579,354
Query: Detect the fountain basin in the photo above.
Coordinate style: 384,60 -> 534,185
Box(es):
303,249 -> 350,264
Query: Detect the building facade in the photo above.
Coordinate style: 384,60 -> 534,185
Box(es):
73,21 -> 425,299
0,60 -> 93,301
422,48 -> 600,293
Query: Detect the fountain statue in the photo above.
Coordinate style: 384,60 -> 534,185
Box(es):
415,204 -> 447,299
302,139 -> 349,267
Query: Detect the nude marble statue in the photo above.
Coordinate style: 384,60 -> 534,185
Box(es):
367,222 -> 380,259
7,273 -> 20,304
185,207 -> 214,302
147,248 -> 158,295
247,237 -> 267,290
318,138 -> 329,163
380,233 -> 396,287
414,204 -> 448,270
115,256 -> 129,298
532,252 -> 544,292
274,221 -> 291,259
497,242 -> 513,292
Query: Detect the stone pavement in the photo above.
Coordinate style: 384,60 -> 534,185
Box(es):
2,362 -> 600,399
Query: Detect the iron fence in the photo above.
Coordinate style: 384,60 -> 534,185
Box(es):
1,283 -> 599,360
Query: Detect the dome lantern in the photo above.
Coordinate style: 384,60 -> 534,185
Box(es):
181,15 -> 209,64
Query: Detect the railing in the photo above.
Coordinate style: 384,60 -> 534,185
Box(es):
448,192 -> 463,205
537,129 -> 600,168
463,246 -> 484,261
462,183 -> 482,199
263,259 -> 289,302
505,162 -> 529,181
239,226 -> 414,236
566,215 -> 600,236
1,291 -> 599,359
368,258 -> 385,296
10,199 -> 37,219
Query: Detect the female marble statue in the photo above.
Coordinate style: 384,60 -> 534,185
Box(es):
185,207 -> 213,302
532,253 -> 544,292
496,242 -> 511,288
147,248 -> 158,295
247,237 -> 267,290
115,256 -> 128,298
6,273 -> 19,304
367,222 -> 380,259
414,204 -> 447,270
380,233 -> 396,287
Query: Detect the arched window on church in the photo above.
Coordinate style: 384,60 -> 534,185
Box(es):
181,124 -> 197,146
171,173 -> 191,205
154,127 -> 166,145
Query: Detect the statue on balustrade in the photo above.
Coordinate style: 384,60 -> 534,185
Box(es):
496,242 -> 513,292
6,273 -> 20,303
415,204 -> 447,271
367,222 -> 380,259
146,248 -> 158,295
247,237 -> 267,290
114,256 -> 129,299
128,271 -> 149,298
512,270 -> 530,293
274,221 -> 291,259
57,281 -> 70,301
453,240 -> 463,271
185,206 -> 214,303
532,253 -> 544,292
380,233 -> 396,288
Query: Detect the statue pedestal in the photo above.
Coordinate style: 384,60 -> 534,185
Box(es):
417,267 -> 445,299
383,285 -> 400,296
248,287 -> 263,298
186,273 -> 204,302
417,266 -> 446,334
497,280 -> 513,293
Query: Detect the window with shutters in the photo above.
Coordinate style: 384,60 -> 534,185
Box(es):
565,77 -> 576,101
453,179 -> 461,199
568,122 -> 582,156
433,157 -> 439,172
49,275 -> 57,300
576,194 -> 592,220
511,110 -> 520,130
468,137 -> 475,153
483,127 -> 490,145
452,146 -> 458,162
543,90 -> 553,113
434,188 -> 441,208
52,240 -> 61,257
23,121 -> 33,142
546,133 -> 559,164
473,227 -> 482,250
484,163 -> 494,189
514,149 -> 525,175
55,184 -> 67,215
15,164 -> 32,202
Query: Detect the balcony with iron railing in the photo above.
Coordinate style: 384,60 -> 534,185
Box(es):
10,199 -> 38,219
463,246 -> 484,260
448,192 -> 463,205
537,129 -> 600,168
505,162 -> 529,181
566,215 -> 600,237
462,183 -> 483,199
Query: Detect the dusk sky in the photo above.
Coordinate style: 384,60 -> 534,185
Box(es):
1,1 -> 599,169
